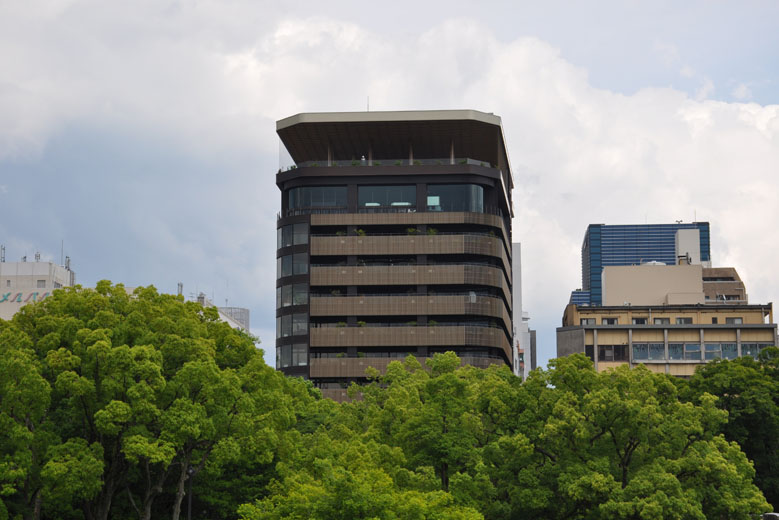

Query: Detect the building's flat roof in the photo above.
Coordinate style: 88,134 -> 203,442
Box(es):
276,109 -> 503,130
276,110 -> 512,187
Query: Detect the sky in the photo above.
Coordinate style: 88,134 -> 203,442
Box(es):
1,0 -> 778,369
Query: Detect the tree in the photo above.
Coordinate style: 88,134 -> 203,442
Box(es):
682,348 -> 779,509
0,282 -> 309,520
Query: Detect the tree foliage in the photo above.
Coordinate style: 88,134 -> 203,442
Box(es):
0,285 -> 773,518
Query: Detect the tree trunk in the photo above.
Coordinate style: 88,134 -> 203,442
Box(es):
31,492 -> 42,520
171,459 -> 189,520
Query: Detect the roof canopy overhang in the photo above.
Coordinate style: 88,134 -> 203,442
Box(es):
277,110 -> 513,187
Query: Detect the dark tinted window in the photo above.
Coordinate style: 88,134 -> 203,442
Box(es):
289,186 -> 347,209
427,184 -> 483,213
358,185 -> 415,208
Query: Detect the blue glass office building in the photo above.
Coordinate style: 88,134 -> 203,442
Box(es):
578,223 -> 710,305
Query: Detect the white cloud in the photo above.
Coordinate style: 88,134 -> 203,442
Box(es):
1,9 -> 777,367
732,83 -> 752,100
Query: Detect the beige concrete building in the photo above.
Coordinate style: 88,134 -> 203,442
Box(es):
0,256 -> 76,321
558,263 -> 775,376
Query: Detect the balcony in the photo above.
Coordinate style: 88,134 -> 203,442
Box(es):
310,355 -> 505,378
310,264 -> 511,304
310,325 -> 512,360
310,234 -> 510,277
310,294 -> 511,328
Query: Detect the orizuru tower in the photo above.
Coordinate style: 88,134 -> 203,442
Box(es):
274,110 -> 514,400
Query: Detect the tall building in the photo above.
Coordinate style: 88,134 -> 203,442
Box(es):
275,110 -> 514,400
512,242 -> 535,379
557,224 -> 777,376
0,252 -> 76,320
573,223 -> 711,305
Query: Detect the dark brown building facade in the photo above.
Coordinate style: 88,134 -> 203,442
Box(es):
275,110 -> 514,400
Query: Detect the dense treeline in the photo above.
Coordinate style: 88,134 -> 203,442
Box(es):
0,283 -> 775,519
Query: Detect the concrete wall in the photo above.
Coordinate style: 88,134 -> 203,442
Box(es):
556,327 -> 585,358
0,261 -> 75,321
603,264 -> 704,306
675,229 -> 701,264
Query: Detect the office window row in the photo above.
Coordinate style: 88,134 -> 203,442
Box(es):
588,343 -> 770,362
277,253 -> 308,278
581,316 -> 745,325
277,344 -> 307,368
276,283 -> 308,308
631,342 -> 768,361
276,313 -> 308,338
277,223 -> 308,248
287,184 -> 485,212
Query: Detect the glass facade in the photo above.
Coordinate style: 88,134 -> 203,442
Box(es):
289,186 -> 347,209
277,223 -> 309,248
358,185 -> 415,209
426,184 -> 483,213
580,222 -> 711,305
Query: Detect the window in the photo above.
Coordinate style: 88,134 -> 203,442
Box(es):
293,284 -> 308,306
585,345 -> 594,361
741,343 -> 762,359
293,223 -> 308,245
668,343 -> 684,360
37,279 -> 46,288
282,285 -> 292,307
281,315 -> 292,337
292,344 -> 308,366
281,255 -> 292,277
684,344 -> 701,361
602,317 -> 618,325
281,226 -> 293,248
648,343 -> 665,360
653,318 -> 670,325
292,313 -> 308,336
276,317 -> 281,339
676,317 -> 693,325
632,317 -> 647,325
632,343 -> 648,360
580,318 -> 596,325
358,185 -> 416,209
289,186 -> 347,209
722,343 -> 738,360
277,345 -> 292,368
426,184 -> 484,213
293,253 -> 308,275
712,317 -> 718,324
705,343 -> 721,360
277,227 -> 282,249
599,345 -> 627,361
726,317 -> 743,324
276,287 -> 281,309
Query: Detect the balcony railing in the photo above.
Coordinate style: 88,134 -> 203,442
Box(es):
279,157 -> 493,171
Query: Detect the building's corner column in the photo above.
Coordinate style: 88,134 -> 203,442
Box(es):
699,328 -> 705,362
593,329 -> 599,371
736,328 -> 742,357
664,328 -> 669,374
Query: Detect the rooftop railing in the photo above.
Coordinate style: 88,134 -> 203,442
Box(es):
278,157 -> 493,172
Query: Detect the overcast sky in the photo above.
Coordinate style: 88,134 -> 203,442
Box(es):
2,0 -> 778,368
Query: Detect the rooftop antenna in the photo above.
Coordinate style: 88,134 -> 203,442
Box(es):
34,252 -> 40,262
177,282 -> 183,296
675,219 -> 682,224
0,245 -> 4,263
21,255 -> 26,262
65,256 -> 71,270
